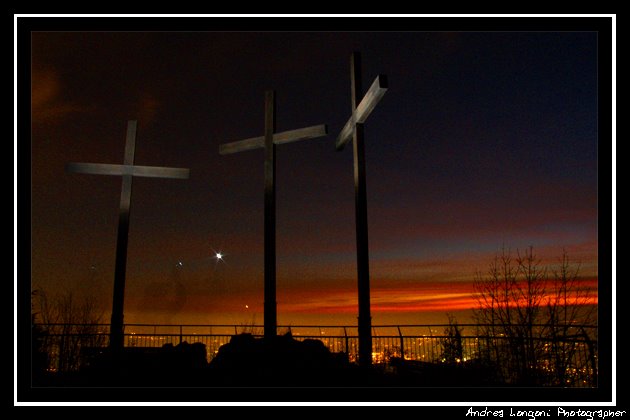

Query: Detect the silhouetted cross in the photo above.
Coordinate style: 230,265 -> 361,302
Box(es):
219,91 -> 327,340
336,52 -> 388,366
67,120 -> 189,351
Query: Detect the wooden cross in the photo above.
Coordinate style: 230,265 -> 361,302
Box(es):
336,52 -> 388,366
219,91 -> 327,340
66,120 -> 189,351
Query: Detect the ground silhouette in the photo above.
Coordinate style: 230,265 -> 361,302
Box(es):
33,333 -> 504,387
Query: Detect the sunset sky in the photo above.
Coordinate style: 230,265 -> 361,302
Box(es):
30,26 -> 599,326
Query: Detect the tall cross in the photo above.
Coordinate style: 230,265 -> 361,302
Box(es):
336,52 -> 388,366
219,91 -> 327,340
66,120 -> 189,351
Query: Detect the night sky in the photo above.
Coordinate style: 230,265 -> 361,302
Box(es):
30,30 -> 598,326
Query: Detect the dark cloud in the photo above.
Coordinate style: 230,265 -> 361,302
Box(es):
31,69 -> 90,124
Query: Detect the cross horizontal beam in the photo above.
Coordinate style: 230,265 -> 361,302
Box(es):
336,74 -> 388,151
219,124 -> 328,155
66,162 -> 190,179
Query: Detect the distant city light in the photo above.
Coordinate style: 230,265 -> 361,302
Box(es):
216,252 -> 223,260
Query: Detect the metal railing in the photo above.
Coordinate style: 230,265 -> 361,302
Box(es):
33,323 -> 597,387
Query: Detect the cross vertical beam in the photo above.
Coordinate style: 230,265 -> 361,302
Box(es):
350,52 -> 373,367
110,120 -> 137,351
336,52 -> 387,366
219,95 -> 327,340
263,90 -> 277,340
66,120 -> 189,352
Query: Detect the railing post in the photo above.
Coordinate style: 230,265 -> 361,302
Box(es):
179,325 -> 183,345
397,326 -> 405,360
580,327 -> 598,387
58,325 -> 67,372
369,326 -> 377,362
344,327 -> 349,355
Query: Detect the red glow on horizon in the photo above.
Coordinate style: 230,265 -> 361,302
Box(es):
277,277 -> 598,315
123,276 -> 597,324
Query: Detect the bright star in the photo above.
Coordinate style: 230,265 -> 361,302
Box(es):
211,248 -> 226,266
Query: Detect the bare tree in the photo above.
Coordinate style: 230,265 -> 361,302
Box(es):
31,290 -> 49,377
472,247 -> 597,386
543,251 -> 597,386
32,289 -> 106,371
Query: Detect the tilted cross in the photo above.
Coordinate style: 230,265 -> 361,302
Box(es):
219,91 -> 327,340
336,52 -> 388,366
66,120 -> 189,351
